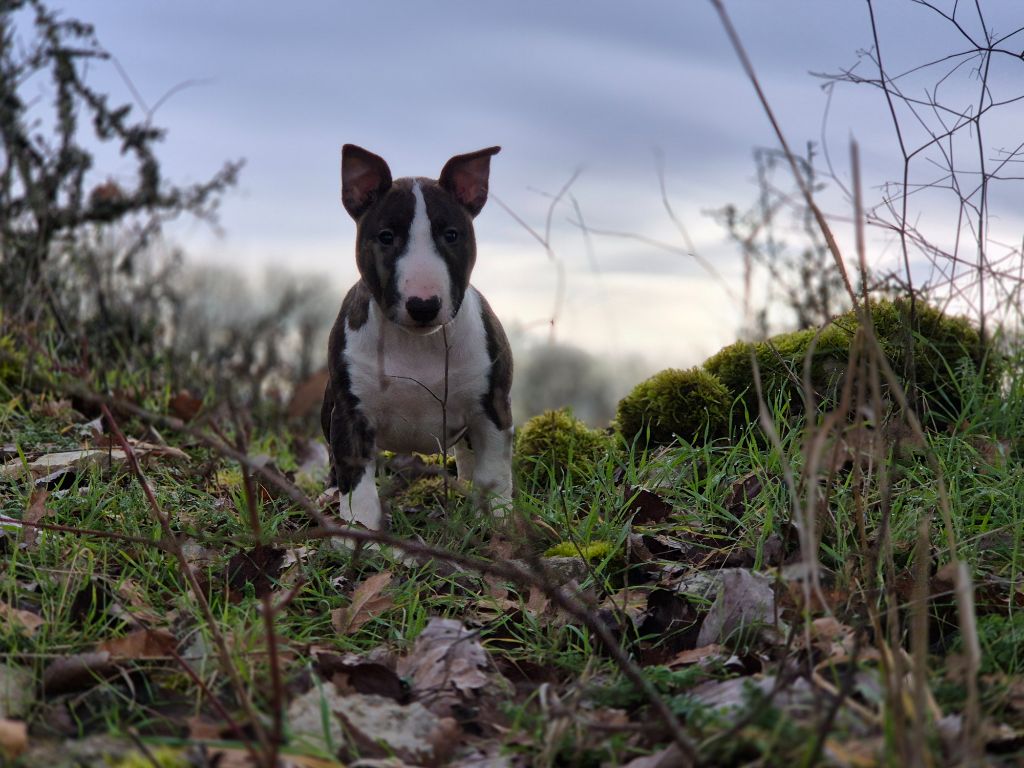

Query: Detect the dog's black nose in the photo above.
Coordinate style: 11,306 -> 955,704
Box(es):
406,296 -> 442,324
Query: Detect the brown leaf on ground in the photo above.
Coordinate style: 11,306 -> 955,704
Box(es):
668,643 -> 727,668
696,568 -> 778,648
42,652 -> 117,695
805,617 -> 857,659
723,472 -> 765,523
21,489 -> 51,550
625,486 -> 674,525
314,650 -> 408,702
0,718 -> 27,760
288,684 -> 458,765
0,603 -> 44,636
331,571 -> 394,634
169,390 -> 203,421
97,628 -> 176,659
225,544 -> 285,600
397,617 -> 495,718
110,578 -> 166,627
0,449 -> 122,481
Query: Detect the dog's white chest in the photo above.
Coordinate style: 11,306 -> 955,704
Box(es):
343,289 -> 491,454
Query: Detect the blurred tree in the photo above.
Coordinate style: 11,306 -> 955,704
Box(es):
709,145 -> 849,338
513,341 -> 616,427
0,0 -> 241,334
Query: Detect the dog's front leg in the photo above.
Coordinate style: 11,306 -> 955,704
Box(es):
467,418 -> 513,515
329,405 -> 383,531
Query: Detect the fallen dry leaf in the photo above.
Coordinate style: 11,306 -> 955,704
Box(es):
0,449 -> 121,481
0,603 -> 44,636
225,544 -> 285,600
0,718 -> 27,760
315,651 -> 407,702
169,390 -> 203,421
97,628 -> 176,659
332,571 -> 394,634
42,651 -> 117,695
668,643 -> 727,668
696,568 -> 778,648
287,684 -> 457,765
625,486 -> 674,525
397,617 -> 495,718
21,489 -> 51,550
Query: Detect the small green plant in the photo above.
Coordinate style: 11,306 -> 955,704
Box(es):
514,408 -> 613,492
615,367 -> 731,447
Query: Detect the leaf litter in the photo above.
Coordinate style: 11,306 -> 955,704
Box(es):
4,394 -> 1024,765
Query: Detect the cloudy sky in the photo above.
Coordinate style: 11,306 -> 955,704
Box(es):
35,2 -> 1024,367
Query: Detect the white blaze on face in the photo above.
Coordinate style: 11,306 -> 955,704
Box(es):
395,182 -> 452,325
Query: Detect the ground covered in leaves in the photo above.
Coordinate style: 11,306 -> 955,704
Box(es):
2,358 -> 1024,767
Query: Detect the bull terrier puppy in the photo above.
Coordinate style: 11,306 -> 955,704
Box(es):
321,145 -> 513,530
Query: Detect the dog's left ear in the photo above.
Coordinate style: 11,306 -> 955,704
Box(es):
342,144 -> 393,220
439,146 -> 501,218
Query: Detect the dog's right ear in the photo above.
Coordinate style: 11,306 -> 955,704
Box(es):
341,145 -> 393,219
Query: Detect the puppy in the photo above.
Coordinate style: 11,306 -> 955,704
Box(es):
321,145 -> 513,530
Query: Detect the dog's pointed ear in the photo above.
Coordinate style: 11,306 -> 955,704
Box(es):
342,144 -> 393,219
439,146 -> 501,217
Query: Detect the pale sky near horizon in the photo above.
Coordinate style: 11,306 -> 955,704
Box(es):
22,2 -> 1024,369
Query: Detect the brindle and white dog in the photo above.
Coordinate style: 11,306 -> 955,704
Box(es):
321,145 -> 513,530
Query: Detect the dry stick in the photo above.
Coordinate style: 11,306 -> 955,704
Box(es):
98,404 -> 274,763
866,0 -> 918,339
709,0 -> 857,308
910,515 -> 933,768
0,515 -> 173,550
229,412 -> 283,764
261,593 -> 285,760
76,388 -> 697,760
492,169 -> 579,341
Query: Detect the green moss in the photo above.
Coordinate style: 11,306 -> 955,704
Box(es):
704,326 -> 851,417
515,408 -> 613,491
850,298 -> 988,421
615,367 -> 731,447
702,298 -> 991,425
0,334 -> 27,389
391,475 -> 450,510
544,540 -> 613,560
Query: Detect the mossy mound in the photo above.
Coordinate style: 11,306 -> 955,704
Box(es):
703,298 -> 989,425
616,367 -> 731,447
703,325 -> 850,417
515,408 -> 613,491
851,298 -> 988,418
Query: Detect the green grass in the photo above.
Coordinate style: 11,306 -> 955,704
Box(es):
2,352 -> 1023,765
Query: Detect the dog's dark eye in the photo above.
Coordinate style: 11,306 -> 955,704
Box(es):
377,229 -> 394,246
443,228 -> 459,244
